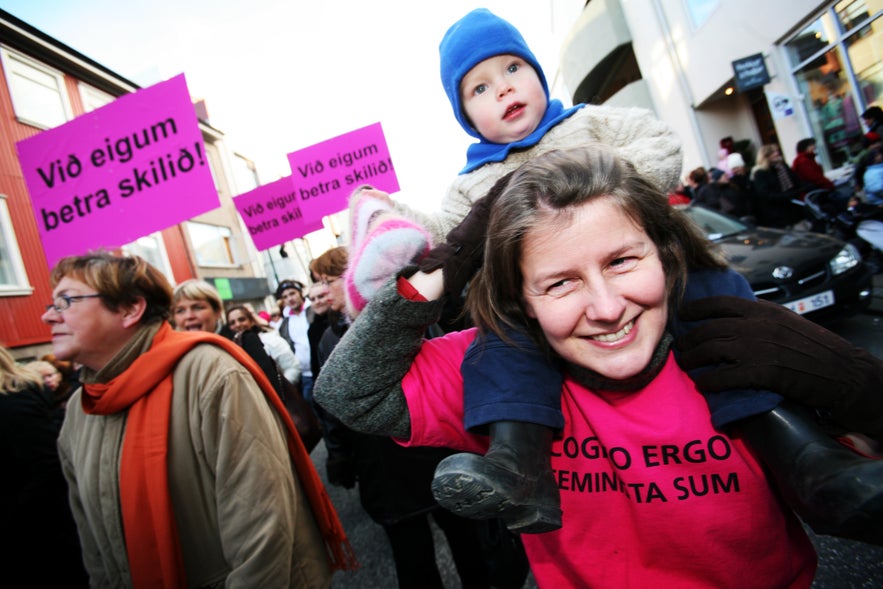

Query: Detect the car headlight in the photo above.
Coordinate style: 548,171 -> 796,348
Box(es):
829,242 -> 860,275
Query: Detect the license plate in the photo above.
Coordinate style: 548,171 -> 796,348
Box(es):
784,290 -> 835,314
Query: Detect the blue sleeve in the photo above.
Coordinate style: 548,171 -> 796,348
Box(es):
461,328 -> 565,432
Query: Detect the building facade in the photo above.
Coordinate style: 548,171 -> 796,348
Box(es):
557,0 -> 881,178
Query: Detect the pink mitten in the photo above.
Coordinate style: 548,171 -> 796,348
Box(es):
345,189 -> 432,314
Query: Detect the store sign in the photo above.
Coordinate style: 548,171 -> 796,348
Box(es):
732,53 -> 770,92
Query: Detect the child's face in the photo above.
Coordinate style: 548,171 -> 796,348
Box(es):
460,54 -> 547,144
520,197 -> 669,381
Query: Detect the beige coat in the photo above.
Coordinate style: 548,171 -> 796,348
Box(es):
58,322 -> 331,588
396,104 -> 683,244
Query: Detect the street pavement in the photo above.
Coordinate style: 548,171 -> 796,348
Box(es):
315,274 -> 883,588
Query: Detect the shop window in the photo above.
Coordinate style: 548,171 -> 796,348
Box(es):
836,0 -> 872,34
844,15 -> 883,109
786,5 -> 882,169
0,47 -> 72,129
794,48 -> 863,168
0,195 -> 31,295
785,17 -> 833,68
185,221 -> 237,267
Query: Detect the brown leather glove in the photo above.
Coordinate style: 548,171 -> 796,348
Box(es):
676,295 -> 883,437
418,171 -> 515,299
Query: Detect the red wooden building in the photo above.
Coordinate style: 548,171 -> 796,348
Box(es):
0,9 -> 269,360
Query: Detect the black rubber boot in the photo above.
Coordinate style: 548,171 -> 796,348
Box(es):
738,402 -> 883,545
431,421 -> 562,534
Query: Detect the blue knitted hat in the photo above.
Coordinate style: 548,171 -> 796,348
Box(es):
439,8 -> 549,140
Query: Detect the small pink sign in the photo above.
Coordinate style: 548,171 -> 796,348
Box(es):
16,74 -> 219,268
233,176 -> 324,250
287,122 -> 399,223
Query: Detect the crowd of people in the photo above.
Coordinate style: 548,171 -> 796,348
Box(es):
681,121 -> 883,235
2,7 -> 883,588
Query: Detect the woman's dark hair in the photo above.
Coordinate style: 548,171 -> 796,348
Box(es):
466,145 -> 726,352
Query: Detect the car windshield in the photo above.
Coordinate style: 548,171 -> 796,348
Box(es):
678,205 -> 748,240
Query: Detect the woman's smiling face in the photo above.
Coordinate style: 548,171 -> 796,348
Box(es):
520,196 -> 668,380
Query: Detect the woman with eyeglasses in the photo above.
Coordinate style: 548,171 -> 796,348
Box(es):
41,253 -> 353,586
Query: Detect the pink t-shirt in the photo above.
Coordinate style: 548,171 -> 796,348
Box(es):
401,329 -> 817,588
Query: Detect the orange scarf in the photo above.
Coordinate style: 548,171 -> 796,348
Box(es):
82,322 -> 357,588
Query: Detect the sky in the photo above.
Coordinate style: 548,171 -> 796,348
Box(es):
1,0 -> 573,214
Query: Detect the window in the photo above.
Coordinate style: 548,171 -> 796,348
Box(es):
785,5 -> 882,168
792,47 -> 863,168
122,232 -> 175,285
0,195 -> 31,295
844,14 -> 883,110
685,0 -> 719,29
185,221 -> 238,267
79,83 -> 114,113
0,46 -> 72,129
231,154 -> 260,195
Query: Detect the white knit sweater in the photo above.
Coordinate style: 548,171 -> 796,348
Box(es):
394,104 -> 683,244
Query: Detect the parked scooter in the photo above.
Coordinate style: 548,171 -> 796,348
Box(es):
805,188 -> 883,272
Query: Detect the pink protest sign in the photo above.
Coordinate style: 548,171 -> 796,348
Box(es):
16,73 -> 219,267
234,175 -> 324,250
287,121 -> 398,223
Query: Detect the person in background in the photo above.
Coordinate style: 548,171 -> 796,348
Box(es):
315,146 -> 821,587
313,245 -> 500,589
171,278 -> 228,335
305,281 -> 332,388
751,143 -> 808,228
716,135 -> 736,177
227,304 -> 301,387
854,132 -> 883,198
694,167 -> 753,217
1,346 -> 88,587
277,280 -> 316,400
270,305 -> 284,330
692,167 -> 724,210
726,152 -> 752,192
42,352 -> 80,395
667,180 -> 692,205
861,105 -> 883,136
685,166 -> 709,198
45,252 -> 353,587
792,137 -> 836,193
25,359 -> 71,429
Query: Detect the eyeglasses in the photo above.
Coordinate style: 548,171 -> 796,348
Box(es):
45,293 -> 103,313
